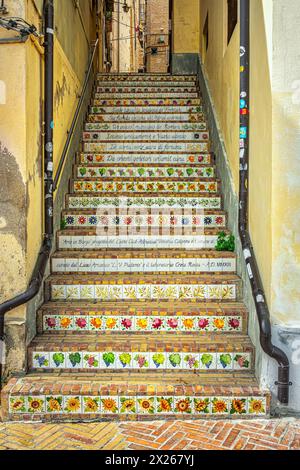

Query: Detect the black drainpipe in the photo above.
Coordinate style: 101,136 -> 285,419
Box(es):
0,0 -> 54,389
239,0 -> 290,405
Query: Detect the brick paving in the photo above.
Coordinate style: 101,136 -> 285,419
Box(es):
0,418 -> 299,450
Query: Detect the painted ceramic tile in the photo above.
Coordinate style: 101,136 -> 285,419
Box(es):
211,397 -> 230,415
248,397 -> 267,415
49,352 -> 66,369
94,92 -> 198,99
174,397 -> 193,414
167,353 -> 182,369
137,397 -> 156,414
230,398 -> 247,415
46,396 -> 63,413
10,396 -> 26,413
101,352 -> 117,369
33,352 -> 50,368
227,316 -> 242,331
96,85 -> 197,92
217,353 -> 233,370
211,316 -> 227,332
82,352 -> 100,369
88,113 -> 203,123
101,396 -> 119,414
182,353 -> 200,370
92,99 -> 201,107
197,317 -> 211,332
194,398 -> 211,414
149,353 -> 167,370
90,106 -> 203,114
133,353 -> 150,369
117,352 -> 133,369
156,397 -> 174,414
233,353 -> 251,370
119,397 -> 136,414
28,396 -> 46,414
199,353 -> 217,370
83,397 -> 101,414
65,352 -> 83,369
96,80 -> 195,87
89,316 -> 103,330
64,396 -> 82,414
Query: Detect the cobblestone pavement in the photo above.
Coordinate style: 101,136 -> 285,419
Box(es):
0,418 -> 299,450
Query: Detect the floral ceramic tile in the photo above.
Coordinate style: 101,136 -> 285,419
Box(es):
46,396 -> 63,413
119,397 -> 136,414
227,316 -> 242,332
211,317 -> 227,332
64,396 -> 82,414
133,353 -> 150,370
101,352 -> 117,369
137,397 -> 156,414
248,397 -> 267,415
181,317 -> 197,331
89,316 -> 103,331
211,397 -> 230,415
102,316 -> 120,331
167,353 -> 183,369
197,317 -> 211,332
74,316 -> 89,331
156,397 -> 174,414
83,397 -> 101,414
174,397 -> 193,414
117,352 -> 133,369
28,396 -> 46,414
58,316 -> 74,330
101,396 -> 119,414
194,398 -> 211,414
10,396 -> 26,413
230,398 -> 247,415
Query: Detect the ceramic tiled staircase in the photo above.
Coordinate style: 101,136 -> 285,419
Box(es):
1,74 -> 270,421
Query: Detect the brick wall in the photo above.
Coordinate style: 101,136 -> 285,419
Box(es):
146,0 -> 170,73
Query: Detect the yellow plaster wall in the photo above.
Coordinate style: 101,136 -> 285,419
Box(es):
199,0 -> 273,303
173,0 -> 200,53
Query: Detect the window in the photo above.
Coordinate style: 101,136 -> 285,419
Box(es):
227,0 -> 238,44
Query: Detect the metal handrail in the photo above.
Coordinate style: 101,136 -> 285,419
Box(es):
53,38 -> 99,192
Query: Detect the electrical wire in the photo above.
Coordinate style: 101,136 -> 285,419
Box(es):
111,34 -> 136,41
0,16 -> 40,37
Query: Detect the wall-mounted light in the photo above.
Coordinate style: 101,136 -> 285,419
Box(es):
122,1 -> 130,13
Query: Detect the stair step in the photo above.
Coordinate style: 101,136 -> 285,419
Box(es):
90,105 -> 203,114
57,230 -> 226,251
62,208 -> 226,229
96,86 -> 198,93
96,73 -> 196,80
88,113 -> 204,122
72,180 -> 217,195
85,122 -> 207,131
37,301 -> 247,335
94,92 -> 199,99
29,334 -> 253,373
74,164 -> 215,179
78,153 -> 213,165
2,374 -> 270,420
82,131 -> 209,142
51,250 -> 236,275
96,80 -> 197,87
47,273 -> 241,302
92,99 -> 201,109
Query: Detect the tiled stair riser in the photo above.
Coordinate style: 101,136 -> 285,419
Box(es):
88,113 -> 204,122
85,123 -> 207,131
30,351 -> 252,372
66,196 -> 221,209
40,314 -> 244,334
57,235 -> 220,250
50,283 -> 238,301
82,143 -> 209,153
96,81 -> 197,87
92,100 -> 201,108
96,87 -> 198,93
75,166 -> 215,179
72,180 -> 215,194
62,212 -> 226,230
82,131 -> 209,142
51,257 -> 237,275
8,395 -> 268,418
94,93 -> 199,99
79,154 -> 212,165
96,75 -> 196,81
90,106 -> 203,114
